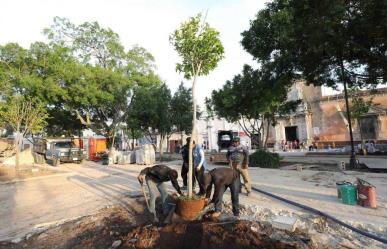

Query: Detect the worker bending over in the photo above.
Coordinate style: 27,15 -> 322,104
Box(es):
137,164 -> 183,222
203,167 -> 240,218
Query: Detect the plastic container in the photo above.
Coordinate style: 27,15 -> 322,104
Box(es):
357,178 -> 377,209
341,184 -> 357,205
177,197 -> 205,220
336,181 -> 351,199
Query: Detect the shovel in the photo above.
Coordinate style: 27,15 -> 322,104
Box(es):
140,182 -> 150,210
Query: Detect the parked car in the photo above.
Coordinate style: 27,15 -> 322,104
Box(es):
33,138 -> 86,166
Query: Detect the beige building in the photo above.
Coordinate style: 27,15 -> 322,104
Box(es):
267,81 -> 387,149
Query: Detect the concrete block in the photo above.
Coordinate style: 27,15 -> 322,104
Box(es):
271,215 -> 298,232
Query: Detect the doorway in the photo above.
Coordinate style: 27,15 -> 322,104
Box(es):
285,126 -> 298,141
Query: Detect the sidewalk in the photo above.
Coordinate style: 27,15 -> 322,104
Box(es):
1,160 -> 386,242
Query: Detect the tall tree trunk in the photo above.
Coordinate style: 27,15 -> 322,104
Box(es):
263,118 -> 270,149
131,129 -> 135,150
180,131 -> 184,147
166,137 -> 170,153
15,136 -> 20,176
259,123 -> 264,149
159,134 -> 165,161
340,60 -> 358,168
358,119 -> 365,152
188,74 -> 198,198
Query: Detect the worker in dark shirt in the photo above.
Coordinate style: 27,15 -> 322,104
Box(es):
227,137 -> 251,195
203,167 -> 240,218
137,164 -> 182,222
181,137 -> 195,189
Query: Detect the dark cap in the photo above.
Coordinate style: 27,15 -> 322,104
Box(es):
232,137 -> 240,142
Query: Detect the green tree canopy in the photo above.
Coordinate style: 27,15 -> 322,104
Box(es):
0,95 -> 48,170
129,83 -> 173,158
170,83 -> 193,136
170,13 -> 224,196
241,0 -> 387,88
209,64 -> 299,147
44,17 -> 161,145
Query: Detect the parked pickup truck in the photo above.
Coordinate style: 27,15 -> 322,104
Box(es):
33,138 -> 86,166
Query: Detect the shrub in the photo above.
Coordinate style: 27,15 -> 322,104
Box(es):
249,150 -> 281,168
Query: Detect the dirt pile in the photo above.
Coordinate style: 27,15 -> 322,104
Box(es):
0,204 -> 313,249
121,221 -> 312,249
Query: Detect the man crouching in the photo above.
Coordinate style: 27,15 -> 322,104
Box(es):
137,164 -> 183,222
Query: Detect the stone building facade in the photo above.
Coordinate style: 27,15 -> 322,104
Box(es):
267,81 -> 387,148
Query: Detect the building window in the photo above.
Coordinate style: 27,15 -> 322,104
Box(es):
360,116 -> 377,140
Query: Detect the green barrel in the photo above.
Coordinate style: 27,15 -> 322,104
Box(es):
340,184 -> 357,205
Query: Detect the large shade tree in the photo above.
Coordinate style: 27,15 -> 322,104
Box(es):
209,64 -> 299,148
241,0 -> 387,167
129,83 -> 173,160
0,42 -> 84,136
170,13 -> 224,197
170,83 -> 194,144
44,17 -> 161,147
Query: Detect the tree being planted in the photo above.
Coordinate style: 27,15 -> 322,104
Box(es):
170,13 -> 224,197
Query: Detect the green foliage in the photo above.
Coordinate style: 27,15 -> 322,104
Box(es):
241,0 -> 387,89
43,17 -> 161,142
208,64 -> 299,147
249,150 -> 281,168
0,95 -> 48,135
130,83 -> 173,138
44,17 -> 125,69
1,17 -> 161,141
170,83 -> 193,134
170,13 -> 224,80
171,13 -> 224,197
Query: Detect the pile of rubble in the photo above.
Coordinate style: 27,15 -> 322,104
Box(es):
221,202 -> 386,248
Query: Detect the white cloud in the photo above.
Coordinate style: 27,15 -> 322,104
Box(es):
0,0 -> 266,104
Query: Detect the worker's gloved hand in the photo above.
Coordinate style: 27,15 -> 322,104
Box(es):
196,166 -> 201,172
137,175 -> 144,185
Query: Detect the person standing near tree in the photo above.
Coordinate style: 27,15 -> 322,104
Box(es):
192,140 -> 207,195
227,137 -> 251,195
181,137 -> 195,189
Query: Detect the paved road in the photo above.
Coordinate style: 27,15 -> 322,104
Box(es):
280,154 -> 387,169
1,160 -> 386,241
